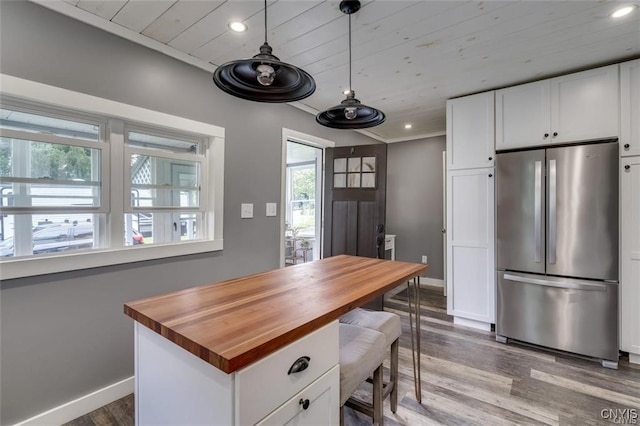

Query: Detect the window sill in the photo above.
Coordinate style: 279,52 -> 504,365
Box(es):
0,239 -> 223,280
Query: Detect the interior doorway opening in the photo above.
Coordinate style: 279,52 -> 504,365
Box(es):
284,140 -> 322,266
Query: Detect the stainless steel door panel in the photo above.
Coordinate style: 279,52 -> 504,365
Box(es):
496,150 -> 545,273
546,142 -> 619,280
496,271 -> 618,361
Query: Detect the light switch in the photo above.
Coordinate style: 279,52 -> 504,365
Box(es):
241,203 -> 253,219
266,203 -> 277,217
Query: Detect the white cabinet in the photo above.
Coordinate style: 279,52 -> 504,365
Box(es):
621,59 -> 640,157
621,157 -> 640,365
446,167 -> 495,328
446,91 -> 495,170
496,64 -> 619,150
135,321 -> 340,425
496,80 -> 550,150
256,366 -> 339,425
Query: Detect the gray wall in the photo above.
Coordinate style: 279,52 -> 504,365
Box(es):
386,136 -> 446,280
0,2 -> 381,424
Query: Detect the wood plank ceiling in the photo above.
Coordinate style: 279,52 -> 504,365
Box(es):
34,0 -> 640,142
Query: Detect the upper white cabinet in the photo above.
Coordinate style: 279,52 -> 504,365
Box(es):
446,91 -> 495,170
620,157 -> 640,364
621,59 -> 640,157
496,64 -> 619,150
496,80 -> 550,150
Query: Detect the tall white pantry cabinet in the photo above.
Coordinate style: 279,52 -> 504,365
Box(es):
620,59 -> 640,364
446,91 -> 496,330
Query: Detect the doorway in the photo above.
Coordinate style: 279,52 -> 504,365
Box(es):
280,129 -> 334,267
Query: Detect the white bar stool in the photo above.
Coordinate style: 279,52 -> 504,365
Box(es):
339,323 -> 387,425
339,308 -> 401,412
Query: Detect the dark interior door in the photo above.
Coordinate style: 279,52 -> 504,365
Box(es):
323,144 -> 387,309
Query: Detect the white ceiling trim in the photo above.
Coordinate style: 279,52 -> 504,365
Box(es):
28,0 -> 436,145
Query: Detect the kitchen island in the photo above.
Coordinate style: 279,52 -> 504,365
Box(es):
124,255 -> 426,425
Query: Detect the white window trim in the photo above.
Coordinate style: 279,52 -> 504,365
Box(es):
0,74 -> 225,280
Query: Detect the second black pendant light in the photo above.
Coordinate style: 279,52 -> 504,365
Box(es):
213,0 -> 316,103
316,0 -> 385,129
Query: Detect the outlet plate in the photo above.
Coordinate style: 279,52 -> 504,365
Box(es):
421,255 -> 428,264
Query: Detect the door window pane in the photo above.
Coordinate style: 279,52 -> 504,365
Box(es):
334,156 -> 377,189
348,157 -> 361,172
334,158 -> 346,173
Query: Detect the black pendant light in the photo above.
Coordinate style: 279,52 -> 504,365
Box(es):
213,0 -> 316,103
316,0 -> 385,129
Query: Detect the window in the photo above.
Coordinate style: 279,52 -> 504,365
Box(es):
0,73 -> 225,279
125,129 -> 205,245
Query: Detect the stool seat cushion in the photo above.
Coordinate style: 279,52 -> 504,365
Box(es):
339,324 -> 386,406
340,308 -> 401,345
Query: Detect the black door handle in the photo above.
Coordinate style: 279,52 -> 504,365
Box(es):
288,356 -> 310,374
299,398 -> 310,410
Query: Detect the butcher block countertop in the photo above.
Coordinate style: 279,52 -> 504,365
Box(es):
124,255 -> 426,374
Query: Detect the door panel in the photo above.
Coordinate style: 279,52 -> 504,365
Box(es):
496,149 -> 546,274
324,144 -> 387,310
546,142 -> 618,280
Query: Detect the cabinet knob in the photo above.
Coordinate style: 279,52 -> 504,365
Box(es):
299,399 -> 310,410
544,133 -> 549,138
488,173 -> 493,178
625,165 -> 631,171
624,144 -> 630,149
288,356 -> 310,375
488,156 -> 493,161
552,132 -> 558,137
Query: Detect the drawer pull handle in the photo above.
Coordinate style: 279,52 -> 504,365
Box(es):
299,398 -> 310,410
288,356 -> 310,374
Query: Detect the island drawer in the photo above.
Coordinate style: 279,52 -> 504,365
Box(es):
235,321 -> 339,426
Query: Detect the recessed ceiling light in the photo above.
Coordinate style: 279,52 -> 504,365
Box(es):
228,21 -> 247,32
611,5 -> 636,18
404,124 -> 412,129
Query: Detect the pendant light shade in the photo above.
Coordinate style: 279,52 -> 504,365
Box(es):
213,1 -> 316,103
316,0 -> 385,129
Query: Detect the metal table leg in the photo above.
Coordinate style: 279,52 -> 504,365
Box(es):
407,277 -> 421,402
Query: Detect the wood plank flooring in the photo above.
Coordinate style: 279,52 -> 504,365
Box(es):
65,285 -> 640,426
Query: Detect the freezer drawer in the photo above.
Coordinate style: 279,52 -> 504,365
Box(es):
496,271 -> 618,361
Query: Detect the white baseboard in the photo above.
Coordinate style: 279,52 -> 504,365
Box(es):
453,316 -> 492,331
630,353 -> 640,365
14,377 -> 134,426
418,277 -> 444,288
384,277 -> 445,298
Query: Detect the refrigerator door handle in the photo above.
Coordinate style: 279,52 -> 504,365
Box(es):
503,273 -> 607,291
548,159 -> 557,264
534,161 -> 542,263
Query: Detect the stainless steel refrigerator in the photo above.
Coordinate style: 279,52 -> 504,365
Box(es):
496,140 -> 619,367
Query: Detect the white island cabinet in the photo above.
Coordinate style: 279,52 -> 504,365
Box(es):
135,321 -> 339,425
125,255 -> 426,425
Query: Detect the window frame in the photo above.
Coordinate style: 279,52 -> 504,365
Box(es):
0,73 -> 225,280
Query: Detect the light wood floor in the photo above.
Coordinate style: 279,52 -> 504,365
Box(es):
65,285 -> 640,426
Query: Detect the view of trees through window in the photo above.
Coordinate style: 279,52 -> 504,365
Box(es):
291,167 -> 316,233
0,139 -> 93,180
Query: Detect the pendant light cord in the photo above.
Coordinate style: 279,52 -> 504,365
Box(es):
264,0 -> 268,44
348,13 -> 352,93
